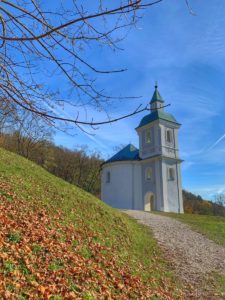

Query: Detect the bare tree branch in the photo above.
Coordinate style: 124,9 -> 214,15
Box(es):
0,1 -> 163,41
0,0 -> 169,130
185,0 -> 196,16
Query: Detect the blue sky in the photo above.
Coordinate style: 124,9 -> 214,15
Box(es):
53,0 -> 225,200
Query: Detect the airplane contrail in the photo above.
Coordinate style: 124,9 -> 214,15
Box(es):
208,133 -> 225,151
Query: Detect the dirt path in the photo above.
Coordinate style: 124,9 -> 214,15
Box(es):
123,210 -> 225,299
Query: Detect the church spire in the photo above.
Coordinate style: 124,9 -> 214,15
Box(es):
150,82 -> 164,111
150,82 -> 164,104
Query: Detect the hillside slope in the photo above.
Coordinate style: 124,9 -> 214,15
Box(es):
0,148 -> 181,299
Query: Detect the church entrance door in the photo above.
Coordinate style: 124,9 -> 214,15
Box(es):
144,192 -> 154,211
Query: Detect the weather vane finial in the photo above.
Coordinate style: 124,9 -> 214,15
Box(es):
155,81 -> 158,89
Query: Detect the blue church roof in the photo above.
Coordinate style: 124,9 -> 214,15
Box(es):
137,110 -> 180,129
106,144 -> 139,163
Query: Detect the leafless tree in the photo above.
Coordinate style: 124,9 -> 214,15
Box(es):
14,113 -> 53,158
215,194 -> 225,207
0,95 -> 18,133
0,0 -> 167,131
0,0 -> 195,131
1,110 -> 53,158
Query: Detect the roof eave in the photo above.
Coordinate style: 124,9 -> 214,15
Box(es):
136,118 -> 181,130
102,158 -> 141,166
150,99 -> 164,104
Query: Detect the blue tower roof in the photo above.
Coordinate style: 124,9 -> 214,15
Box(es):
136,110 -> 180,129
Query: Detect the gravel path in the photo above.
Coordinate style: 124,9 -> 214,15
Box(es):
123,210 -> 225,299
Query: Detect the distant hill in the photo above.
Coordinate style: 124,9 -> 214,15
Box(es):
0,148 -> 181,299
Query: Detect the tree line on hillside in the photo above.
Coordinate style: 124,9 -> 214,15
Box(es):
0,113 -> 102,197
183,190 -> 225,217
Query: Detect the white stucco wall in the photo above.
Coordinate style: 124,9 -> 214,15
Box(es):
133,164 -> 143,210
177,163 -> 184,213
101,162 -> 142,209
158,121 -> 181,160
137,122 -> 162,159
161,159 -> 183,213
154,159 -> 164,211
101,158 -> 184,213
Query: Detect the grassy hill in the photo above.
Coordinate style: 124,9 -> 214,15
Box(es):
0,148 -> 181,299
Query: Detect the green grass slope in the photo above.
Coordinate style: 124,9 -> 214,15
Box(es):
0,148 -> 182,299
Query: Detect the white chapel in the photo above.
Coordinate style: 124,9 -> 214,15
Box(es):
101,84 -> 184,213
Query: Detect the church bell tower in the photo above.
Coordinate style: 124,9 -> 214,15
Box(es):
136,84 -> 183,213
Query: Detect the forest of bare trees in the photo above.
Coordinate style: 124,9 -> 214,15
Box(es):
1,132 -> 102,196
183,190 -> 225,217
0,112 -> 102,196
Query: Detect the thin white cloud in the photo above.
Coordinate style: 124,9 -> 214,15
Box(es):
207,133 -> 225,151
43,102 -> 110,152
191,184 -> 225,199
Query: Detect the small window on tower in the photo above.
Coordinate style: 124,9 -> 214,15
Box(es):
106,171 -> 110,183
145,129 -> 151,144
146,168 -> 152,181
166,129 -> 173,143
167,167 -> 175,181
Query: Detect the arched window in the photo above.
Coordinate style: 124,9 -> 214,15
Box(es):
166,129 -> 173,143
145,167 -> 152,181
167,167 -> 175,181
106,171 -> 110,183
145,129 -> 151,144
